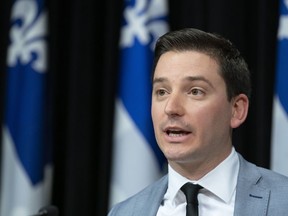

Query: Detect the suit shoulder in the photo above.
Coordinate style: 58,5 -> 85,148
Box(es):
238,153 -> 288,188
257,166 -> 288,187
108,175 -> 168,216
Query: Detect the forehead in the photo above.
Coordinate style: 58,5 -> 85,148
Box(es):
153,51 -> 224,85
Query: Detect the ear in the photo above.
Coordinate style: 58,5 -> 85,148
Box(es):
230,94 -> 249,128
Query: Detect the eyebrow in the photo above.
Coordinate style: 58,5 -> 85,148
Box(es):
185,76 -> 215,89
153,76 -> 215,89
152,77 -> 167,85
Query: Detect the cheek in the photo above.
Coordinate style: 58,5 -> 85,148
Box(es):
151,104 -> 157,124
193,102 -> 232,131
151,113 -> 162,147
151,104 -> 161,130
151,99 -> 165,121
151,102 -> 167,145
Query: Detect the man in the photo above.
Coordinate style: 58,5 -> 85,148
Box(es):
108,28 -> 288,216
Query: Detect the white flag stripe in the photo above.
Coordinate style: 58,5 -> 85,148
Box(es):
271,97 -> 288,176
0,127 -> 53,216
110,100 -> 162,207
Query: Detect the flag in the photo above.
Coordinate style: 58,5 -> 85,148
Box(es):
0,0 -> 52,215
271,0 -> 288,176
109,0 -> 169,207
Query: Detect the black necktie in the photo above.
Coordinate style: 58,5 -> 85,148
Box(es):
181,182 -> 202,216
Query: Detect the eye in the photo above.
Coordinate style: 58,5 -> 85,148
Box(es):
156,89 -> 167,96
190,88 -> 204,96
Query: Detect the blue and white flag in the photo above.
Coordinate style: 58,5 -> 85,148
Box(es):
0,0 -> 52,215
110,0 -> 169,207
271,0 -> 288,177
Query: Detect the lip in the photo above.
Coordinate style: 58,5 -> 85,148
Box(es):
162,126 -> 192,143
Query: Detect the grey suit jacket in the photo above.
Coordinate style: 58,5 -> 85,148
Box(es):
108,153 -> 288,216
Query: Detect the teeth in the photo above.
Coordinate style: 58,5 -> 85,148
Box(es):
169,133 -> 184,137
168,130 -> 185,137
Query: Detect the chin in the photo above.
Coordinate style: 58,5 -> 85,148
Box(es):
164,151 -> 192,162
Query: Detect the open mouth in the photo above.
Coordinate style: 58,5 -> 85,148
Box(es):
165,129 -> 191,137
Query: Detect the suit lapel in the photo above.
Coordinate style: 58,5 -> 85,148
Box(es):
136,175 -> 168,216
234,154 -> 270,216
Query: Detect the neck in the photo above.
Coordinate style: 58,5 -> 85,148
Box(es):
169,146 -> 233,180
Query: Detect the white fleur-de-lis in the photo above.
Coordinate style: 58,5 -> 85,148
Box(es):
120,0 -> 168,50
7,0 -> 47,73
278,0 -> 288,40
278,15 -> 288,40
285,0 -> 288,9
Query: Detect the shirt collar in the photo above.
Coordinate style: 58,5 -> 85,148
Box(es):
166,147 -> 239,204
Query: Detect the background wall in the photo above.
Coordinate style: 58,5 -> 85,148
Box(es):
0,0 -> 279,215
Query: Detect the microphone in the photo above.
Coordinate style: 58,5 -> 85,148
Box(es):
30,205 -> 59,216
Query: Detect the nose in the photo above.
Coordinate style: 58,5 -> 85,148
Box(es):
164,93 -> 185,117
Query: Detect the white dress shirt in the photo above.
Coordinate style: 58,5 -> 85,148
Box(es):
156,147 -> 239,216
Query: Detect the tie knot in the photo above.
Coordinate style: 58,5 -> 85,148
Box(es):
181,182 -> 202,204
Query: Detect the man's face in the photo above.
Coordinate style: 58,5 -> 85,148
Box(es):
151,51 -> 236,170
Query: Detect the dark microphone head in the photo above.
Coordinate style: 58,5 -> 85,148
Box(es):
38,205 -> 59,216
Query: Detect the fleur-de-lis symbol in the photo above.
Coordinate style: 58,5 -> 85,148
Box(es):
120,0 -> 168,50
278,1 -> 288,40
7,0 -> 47,73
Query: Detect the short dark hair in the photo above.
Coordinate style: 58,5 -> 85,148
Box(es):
153,28 -> 251,101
